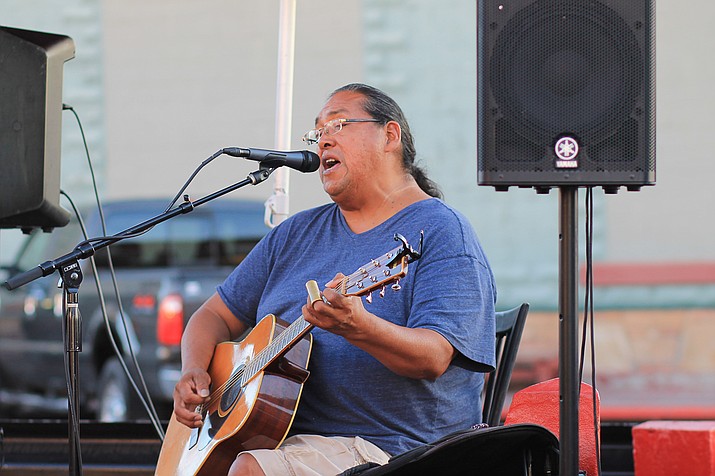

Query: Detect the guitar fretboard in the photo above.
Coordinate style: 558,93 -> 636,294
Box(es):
241,315 -> 313,386
239,244 -> 406,386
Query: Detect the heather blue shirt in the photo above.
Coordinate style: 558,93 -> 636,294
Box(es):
217,198 -> 496,456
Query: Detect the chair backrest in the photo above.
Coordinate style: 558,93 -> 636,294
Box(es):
482,303 -> 529,427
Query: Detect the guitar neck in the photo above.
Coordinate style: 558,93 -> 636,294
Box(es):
240,241 -> 412,386
241,315 -> 313,386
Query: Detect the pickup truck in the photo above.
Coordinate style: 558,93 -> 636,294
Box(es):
0,198 -> 268,421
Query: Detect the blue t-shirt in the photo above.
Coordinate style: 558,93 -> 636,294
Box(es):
217,198 -> 496,456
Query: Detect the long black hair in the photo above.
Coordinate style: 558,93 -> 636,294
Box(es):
331,83 -> 443,199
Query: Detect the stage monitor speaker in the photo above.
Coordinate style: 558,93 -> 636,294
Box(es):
477,0 -> 655,192
0,26 -> 74,230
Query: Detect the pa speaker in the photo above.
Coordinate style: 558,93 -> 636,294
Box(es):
0,26 -> 74,230
477,0 -> 655,191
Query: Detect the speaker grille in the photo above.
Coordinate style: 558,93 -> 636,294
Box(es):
478,0 -> 655,189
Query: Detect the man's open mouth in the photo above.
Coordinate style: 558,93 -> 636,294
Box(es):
324,158 -> 339,169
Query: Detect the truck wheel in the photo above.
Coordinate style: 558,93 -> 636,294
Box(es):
97,357 -> 140,422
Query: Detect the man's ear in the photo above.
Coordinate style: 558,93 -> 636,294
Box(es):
384,121 -> 402,152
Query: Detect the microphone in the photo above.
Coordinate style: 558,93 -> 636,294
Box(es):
222,147 -> 320,173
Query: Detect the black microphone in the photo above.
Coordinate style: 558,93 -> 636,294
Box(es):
222,147 -> 320,173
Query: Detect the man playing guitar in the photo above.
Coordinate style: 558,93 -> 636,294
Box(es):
169,83 -> 496,476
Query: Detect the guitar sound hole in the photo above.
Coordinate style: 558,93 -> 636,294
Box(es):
219,364 -> 245,413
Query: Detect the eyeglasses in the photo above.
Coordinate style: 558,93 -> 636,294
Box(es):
302,118 -> 382,145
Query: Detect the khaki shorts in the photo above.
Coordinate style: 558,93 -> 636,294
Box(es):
240,434 -> 391,476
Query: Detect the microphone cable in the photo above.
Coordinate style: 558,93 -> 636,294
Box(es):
63,105 -> 166,440
578,186 -> 601,476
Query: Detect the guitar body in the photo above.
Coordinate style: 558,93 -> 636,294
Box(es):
155,314 -> 312,476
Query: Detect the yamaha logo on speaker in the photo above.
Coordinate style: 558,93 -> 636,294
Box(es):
554,136 -> 579,169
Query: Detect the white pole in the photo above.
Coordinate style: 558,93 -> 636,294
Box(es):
265,0 -> 297,228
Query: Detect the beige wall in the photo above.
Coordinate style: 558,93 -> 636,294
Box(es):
603,1 -> 715,262
101,0 -> 364,213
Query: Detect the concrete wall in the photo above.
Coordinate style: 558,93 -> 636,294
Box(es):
100,0 -> 363,213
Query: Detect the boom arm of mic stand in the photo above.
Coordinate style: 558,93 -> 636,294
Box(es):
3,166 -> 275,290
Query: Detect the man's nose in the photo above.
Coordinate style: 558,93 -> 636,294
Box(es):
318,133 -> 335,150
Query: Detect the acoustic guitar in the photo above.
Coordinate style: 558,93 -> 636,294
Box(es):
155,233 -> 422,475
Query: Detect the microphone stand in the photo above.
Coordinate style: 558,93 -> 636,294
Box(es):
3,165 -> 276,476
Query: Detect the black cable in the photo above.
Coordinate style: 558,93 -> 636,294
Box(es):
165,149 -> 225,211
63,105 -> 165,439
588,188 -> 601,476
579,187 -> 594,382
578,187 -> 601,476
62,106 -> 248,441
62,191 -> 165,437
65,104 -> 165,434
62,108 -> 246,439
72,147 -> 228,251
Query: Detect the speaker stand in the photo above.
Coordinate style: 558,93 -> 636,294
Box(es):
559,186 -> 580,476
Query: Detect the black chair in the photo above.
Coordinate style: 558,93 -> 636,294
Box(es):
482,302 -> 530,427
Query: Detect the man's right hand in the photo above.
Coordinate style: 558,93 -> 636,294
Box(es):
172,292 -> 248,428
172,368 -> 212,428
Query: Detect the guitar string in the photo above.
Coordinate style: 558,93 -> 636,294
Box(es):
199,248 -> 402,411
